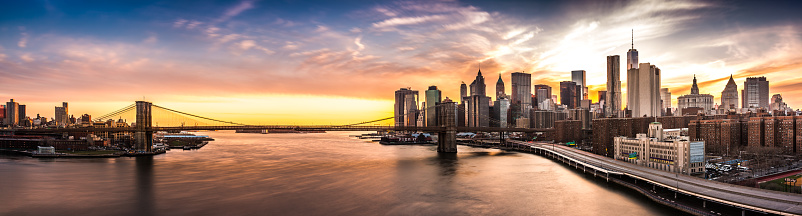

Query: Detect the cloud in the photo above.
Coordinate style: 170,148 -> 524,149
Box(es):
215,0 -> 255,23
236,40 -> 274,54
19,53 -> 33,62
173,19 -> 187,28
186,20 -> 203,29
143,35 -> 157,44
18,33 -> 28,48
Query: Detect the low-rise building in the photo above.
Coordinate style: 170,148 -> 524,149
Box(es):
614,122 -> 705,174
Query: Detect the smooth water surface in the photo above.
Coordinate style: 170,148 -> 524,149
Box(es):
0,131 -> 683,215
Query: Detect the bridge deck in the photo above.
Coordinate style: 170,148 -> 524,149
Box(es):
6,126 -> 552,133
511,140 -> 802,215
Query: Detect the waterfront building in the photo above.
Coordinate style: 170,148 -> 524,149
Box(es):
677,75 -> 714,115
495,74 -> 505,100
742,77 -> 769,110
55,102 -> 69,127
425,86 -> 442,127
5,99 -> 20,126
606,55 -> 622,117
572,70 -> 587,100
614,123 -> 705,174
394,88 -> 419,127
721,75 -> 739,111
511,72 -> 532,119
555,120 -> 582,143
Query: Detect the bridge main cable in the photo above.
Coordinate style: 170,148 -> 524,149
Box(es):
94,104 -> 136,121
151,104 -> 248,126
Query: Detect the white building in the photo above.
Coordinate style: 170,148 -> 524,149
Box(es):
627,63 -> 661,117
614,123 -> 705,174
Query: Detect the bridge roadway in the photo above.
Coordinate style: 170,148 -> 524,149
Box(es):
508,140 -> 802,216
7,125 -> 553,133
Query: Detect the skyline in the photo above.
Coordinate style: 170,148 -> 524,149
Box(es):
2,0 -> 802,124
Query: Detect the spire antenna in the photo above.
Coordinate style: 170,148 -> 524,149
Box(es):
631,29 -> 634,49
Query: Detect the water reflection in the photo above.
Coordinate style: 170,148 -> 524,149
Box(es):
434,153 -> 458,176
135,156 -> 154,216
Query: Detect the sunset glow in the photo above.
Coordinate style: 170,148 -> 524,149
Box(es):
2,0 -> 801,124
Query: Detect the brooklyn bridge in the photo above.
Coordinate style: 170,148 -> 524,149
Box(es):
4,101 -> 550,153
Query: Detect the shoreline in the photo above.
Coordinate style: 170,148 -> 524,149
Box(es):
0,149 -> 167,158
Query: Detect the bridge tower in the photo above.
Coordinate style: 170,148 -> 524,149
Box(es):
437,101 -> 457,153
135,101 -> 153,152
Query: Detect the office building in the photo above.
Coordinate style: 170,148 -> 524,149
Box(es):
660,88 -> 671,112
742,77 -> 769,110
467,70 -> 491,127
606,55 -> 622,117
534,84 -> 552,105
511,72 -> 532,119
678,75 -> 714,115
572,70 -> 587,100
770,94 -> 788,111
495,74 -> 505,100
55,102 -> 69,126
627,30 -> 638,70
614,123 -> 705,174
460,82 -> 468,103
5,99 -> 19,126
394,88 -> 419,127
560,81 -> 579,109
720,75 -> 739,111
425,86 -> 442,127
627,63 -> 661,117
494,98 -> 510,128
17,104 -> 26,126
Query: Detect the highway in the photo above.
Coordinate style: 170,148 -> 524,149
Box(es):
510,140 -> 802,216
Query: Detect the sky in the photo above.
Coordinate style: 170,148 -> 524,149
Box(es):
2,0 -> 802,125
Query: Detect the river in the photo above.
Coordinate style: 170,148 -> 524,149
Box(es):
0,131 -> 684,215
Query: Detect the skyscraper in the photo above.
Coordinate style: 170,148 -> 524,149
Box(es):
5,99 -> 19,126
534,84 -> 552,105
742,76 -> 769,110
394,88 -> 419,127
627,63 -> 661,117
606,55 -> 622,117
511,72 -> 532,119
55,102 -> 69,126
721,75 -> 739,110
460,82 -> 468,103
425,86 -> 442,127
495,74 -> 505,100
571,70 -> 587,100
627,30 -> 639,70
467,69 -> 490,127
560,81 -> 578,109
18,104 -> 26,126
660,88 -> 671,112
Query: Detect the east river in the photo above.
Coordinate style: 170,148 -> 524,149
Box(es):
0,131 -> 685,215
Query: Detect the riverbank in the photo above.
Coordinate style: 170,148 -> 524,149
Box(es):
0,149 -> 167,158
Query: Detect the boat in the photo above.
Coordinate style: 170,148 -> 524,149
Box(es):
379,133 -> 433,145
